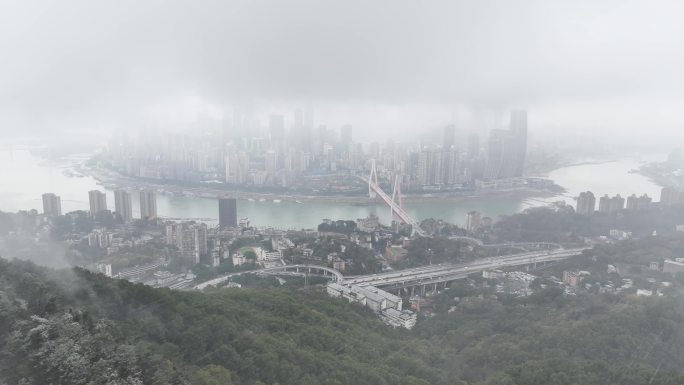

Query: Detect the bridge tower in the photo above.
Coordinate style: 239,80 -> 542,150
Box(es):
390,174 -> 403,221
368,158 -> 379,198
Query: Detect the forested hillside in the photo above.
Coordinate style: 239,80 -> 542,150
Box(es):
2,257 -> 684,385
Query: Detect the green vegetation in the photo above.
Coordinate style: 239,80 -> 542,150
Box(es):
395,237 -> 482,269
2,256 -> 684,384
486,205 -> 684,244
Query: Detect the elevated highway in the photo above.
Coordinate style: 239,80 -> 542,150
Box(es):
194,264 -> 343,290
343,247 -> 587,291
196,247 -> 587,292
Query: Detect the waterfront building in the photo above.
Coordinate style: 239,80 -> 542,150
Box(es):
484,110 -> 528,180
509,109 -> 528,177
41,193 -> 62,217
626,194 -> 639,210
88,190 -> 107,217
598,194 -> 624,213
218,198 -> 238,228
598,194 -> 611,213
609,194 -> 625,212
139,189 -> 157,219
576,191 -> 596,215
465,211 -> 482,232
660,186 -> 684,206
637,194 -> 652,209
114,190 -> 133,223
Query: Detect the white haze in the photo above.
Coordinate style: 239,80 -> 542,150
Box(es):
1,0 -> 684,144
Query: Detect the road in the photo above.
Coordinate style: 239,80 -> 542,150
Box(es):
342,247 -> 587,290
195,247 -> 587,290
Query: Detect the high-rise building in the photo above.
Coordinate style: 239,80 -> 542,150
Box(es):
139,190 -> 157,219
465,211 -> 482,232
484,111 -> 528,180
218,198 -> 238,228
599,194 -> 625,213
291,109 -> 311,152
626,194 -> 639,210
265,150 -> 278,174
443,125 -> 455,151
484,129 -> 510,180
88,190 -> 108,217
609,194 -> 625,212
576,191 -> 596,215
637,194 -> 652,209
509,110 -> 528,177
269,114 -> 286,154
598,194 -> 611,213
660,186 -> 684,206
41,193 -> 62,217
165,221 -> 207,264
466,133 -> 480,158
114,190 -> 133,223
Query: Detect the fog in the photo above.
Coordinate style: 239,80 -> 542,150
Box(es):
1,0 -> 684,144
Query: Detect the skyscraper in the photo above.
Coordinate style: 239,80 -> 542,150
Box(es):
660,186 -> 684,206
576,191 -> 596,215
466,133 -> 480,158
609,194 -> 625,212
218,198 -> 238,228
41,193 -> 62,217
114,190 -> 133,223
484,129 -> 509,179
626,194 -> 639,210
509,110 -> 528,177
598,194 -> 611,213
443,125 -> 455,151
465,211 -> 482,232
484,111 -> 528,180
139,189 -> 157,219
88,190 -> 108,217
637,194 -> 652,209
291,109 -> 311,152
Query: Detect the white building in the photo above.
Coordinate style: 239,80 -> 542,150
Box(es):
232,253 -> 247,266
327,282 -> 416,329
380,307 -> 417,329
259,250 -> 282,263
96,263 -> 112,277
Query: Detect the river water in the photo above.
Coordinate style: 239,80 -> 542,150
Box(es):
0,149 -> 665,228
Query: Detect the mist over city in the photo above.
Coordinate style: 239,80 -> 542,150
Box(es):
2,1 -> 684,385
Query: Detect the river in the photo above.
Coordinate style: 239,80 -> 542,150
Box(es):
0,149 -> 665,228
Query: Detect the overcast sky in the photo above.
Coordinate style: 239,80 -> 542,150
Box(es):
1,0 -> 684,143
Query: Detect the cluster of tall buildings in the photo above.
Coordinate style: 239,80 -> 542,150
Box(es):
576,191 -> 653,215
105,109 -> 529,193
106,108 -> 362,189
660,186 -> 684,206
40,189 -> 158,223
484,110 -> 528,180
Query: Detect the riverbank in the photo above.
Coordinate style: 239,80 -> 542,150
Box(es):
80,163 -> 561,205
636,165 -> 683,190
